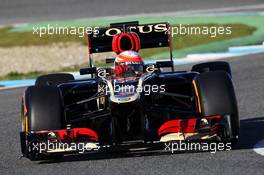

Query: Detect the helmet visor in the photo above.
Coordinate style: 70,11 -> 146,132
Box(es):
115,63 -> 143,77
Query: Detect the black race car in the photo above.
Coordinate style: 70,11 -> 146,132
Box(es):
20,21 -> 239,160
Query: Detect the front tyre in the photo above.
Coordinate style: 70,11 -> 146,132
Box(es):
21,86 -> 64,160
194,71 -> 239,144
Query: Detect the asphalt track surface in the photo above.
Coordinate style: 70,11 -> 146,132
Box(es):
1,0 -> 264,25
1,0 -> 264,174
1,53 -> 264,174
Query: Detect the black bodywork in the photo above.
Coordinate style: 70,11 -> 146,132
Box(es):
20,21 -> 239,159
58,70 -> 199,145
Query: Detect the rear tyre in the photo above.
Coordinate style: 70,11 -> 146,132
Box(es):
35,73 -> 74,86
194,71 -> 239,144
192,61 -> 232,77
23,86 -> 64,160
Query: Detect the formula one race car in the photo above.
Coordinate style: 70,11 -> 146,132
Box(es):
20,21 -> 239,160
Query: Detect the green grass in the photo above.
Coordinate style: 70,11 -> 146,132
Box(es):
0,71 -> 43,80
8,14 -> 264,58
0,23 -> 256,80
140,23 -> 255,58
0,27 -> 83,47
0,61 -> 113,80
0,64 -> 87,80
0,23 -> 255,57
0,61 -> 116,80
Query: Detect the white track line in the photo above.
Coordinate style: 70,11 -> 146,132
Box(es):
254,139 -> 264,156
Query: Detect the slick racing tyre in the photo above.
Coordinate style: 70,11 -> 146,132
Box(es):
22,86 -> 64,160
35,73 -> 74,86
192,61 -> 232,77
194,71 -> 239,144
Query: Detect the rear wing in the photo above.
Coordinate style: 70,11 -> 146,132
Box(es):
86,21 -> 172,66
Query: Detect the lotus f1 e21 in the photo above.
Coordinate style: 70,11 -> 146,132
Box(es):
20,21 -> 239,160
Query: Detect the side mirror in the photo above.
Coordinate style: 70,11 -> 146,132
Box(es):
79,67 -> 97,75
105,58 -> 115,64
156,61 -> 174,68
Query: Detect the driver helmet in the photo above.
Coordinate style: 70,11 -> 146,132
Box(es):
114,50 -> 144,77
